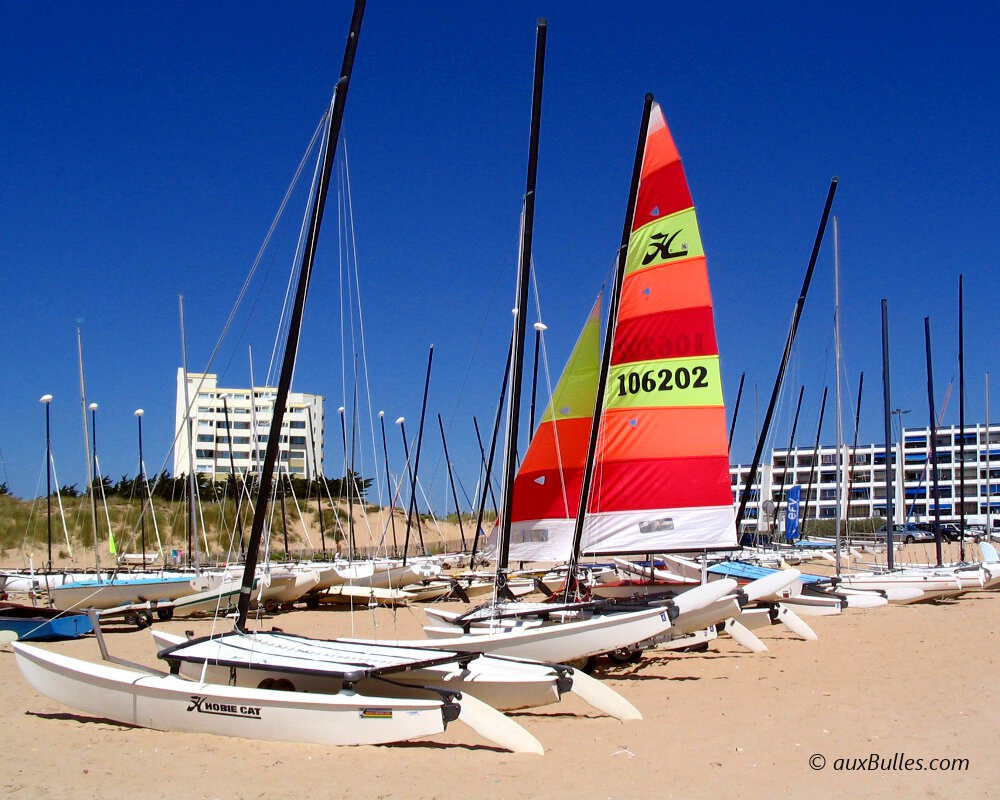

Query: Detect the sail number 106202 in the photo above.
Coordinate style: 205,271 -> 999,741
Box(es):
615,366 -> 709,396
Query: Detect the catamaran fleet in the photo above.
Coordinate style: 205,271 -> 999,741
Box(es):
5,5 -> 994,757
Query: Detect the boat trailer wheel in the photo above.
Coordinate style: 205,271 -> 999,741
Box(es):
129,611 -> 155,630
607,647 -> 643,664
563,655 -> 599,674
157,607 -> 174,621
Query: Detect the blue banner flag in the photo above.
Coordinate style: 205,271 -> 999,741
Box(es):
785,485 -> 801,541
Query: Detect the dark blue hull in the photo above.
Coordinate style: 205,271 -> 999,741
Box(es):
0,603 -> 93,641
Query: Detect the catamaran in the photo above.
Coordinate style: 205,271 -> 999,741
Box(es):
15,8 -> 638,753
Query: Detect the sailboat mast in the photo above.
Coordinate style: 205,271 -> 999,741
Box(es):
844,372 -> 864,541
564,93 -> 653,589
958,274 -> 966,560
495,19 -> 546,590
469,346 -> 511,565
179,294 -> 200,569
438,413 -> 467,550
235,0 -> 366,631
986,373 -> 992,535
734,179 -> 838,531
774,386 -> 805,531
727,372 -> 745,448
378,411 -> 397,555
834,217 -> 843,572
76,325 -> 101,575
402,344 -> 433,563
881,299 -> 895,569
801,387 -> 828,535
924,317 -> 944,567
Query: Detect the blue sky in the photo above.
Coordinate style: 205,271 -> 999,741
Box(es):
2,2 -> 997,509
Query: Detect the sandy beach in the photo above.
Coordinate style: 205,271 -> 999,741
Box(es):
2,552 -> 997,799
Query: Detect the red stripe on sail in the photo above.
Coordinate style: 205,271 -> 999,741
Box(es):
632,160 -> 691,232
588,455 -> 734,513
511,469 -> 584,522
612,306 -> 719,365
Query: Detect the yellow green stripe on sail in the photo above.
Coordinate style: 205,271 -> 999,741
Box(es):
625,206 -> 703,277
605,354 -> 722,410
538,298 -> 602,425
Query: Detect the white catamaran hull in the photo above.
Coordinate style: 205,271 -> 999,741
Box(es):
49,577 -> 199,611
150,630 -> 637,719
350,603 -> 676,664
13,642 -> 465,747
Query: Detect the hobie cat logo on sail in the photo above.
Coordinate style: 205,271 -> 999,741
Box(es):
642,230 -> 688,265
187,696 -> 262,719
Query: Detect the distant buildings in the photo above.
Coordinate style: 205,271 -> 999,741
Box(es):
731,422 -> 1000,533
173,370 -> 324,481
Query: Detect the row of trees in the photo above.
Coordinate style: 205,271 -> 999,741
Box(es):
50,471 -> 373,504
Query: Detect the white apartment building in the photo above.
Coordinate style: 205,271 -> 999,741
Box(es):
173,370 -> 324,480
731,422 -> 1000,534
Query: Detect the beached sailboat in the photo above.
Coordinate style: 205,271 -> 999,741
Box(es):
445,97 -> 769,655
0,602 -> 92,642
493,99 -> 737,564
14,4 -> 596,753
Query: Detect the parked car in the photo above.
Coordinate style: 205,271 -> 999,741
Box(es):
938,522 -> 964,542
873,522 -> 937,545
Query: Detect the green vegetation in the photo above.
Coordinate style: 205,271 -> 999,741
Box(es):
0,469 -> 373,563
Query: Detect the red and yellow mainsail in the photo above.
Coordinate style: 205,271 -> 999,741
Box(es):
503,101 -> 735,560
582,101 -> 735,554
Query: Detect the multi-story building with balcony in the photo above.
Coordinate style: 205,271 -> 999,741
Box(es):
173,370 -> 324,480
731,422 -> 1000,534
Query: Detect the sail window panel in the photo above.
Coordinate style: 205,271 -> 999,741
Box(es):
596,406 -> 728,462
588,455 -> 734,512
605,355 -> 723,410
612,305 -> 718,365
632,159 -> 692,229
625,207 -> 704,276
